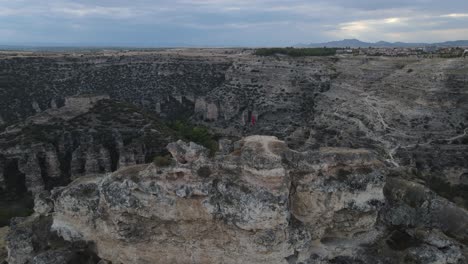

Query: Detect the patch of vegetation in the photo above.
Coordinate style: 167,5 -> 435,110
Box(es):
0,195 -> 34,227
386,229 -> 421,251
167,120 -> 219,156
254,47 -> 337,57
440,54 -> 463,58
153,155 -> 173,167
425,175 -> 468,209
0,228 -> 7,261
197,166 -> 212,178
21,123 -> 62,144
337,168 -> 352,180
395,63 -> 406,70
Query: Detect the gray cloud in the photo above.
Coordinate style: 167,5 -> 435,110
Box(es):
0,0 -> 467,46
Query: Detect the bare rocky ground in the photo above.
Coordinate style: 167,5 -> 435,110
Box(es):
0,226 -> 7,263
0,49 -> 467,263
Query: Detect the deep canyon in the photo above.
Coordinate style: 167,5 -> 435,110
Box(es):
0,49 -> 467,263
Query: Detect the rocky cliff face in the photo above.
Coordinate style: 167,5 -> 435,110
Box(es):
0,96 -> 174,204
1,51 -> 466,142
0,51 -> 231,126
6,136 -> 467,263
6,136 -> 387,263
1,50 -> 467,263
1,52 -> 466,162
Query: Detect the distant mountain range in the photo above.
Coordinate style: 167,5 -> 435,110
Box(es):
297,39 -> 468,48
2,39 -> 468,51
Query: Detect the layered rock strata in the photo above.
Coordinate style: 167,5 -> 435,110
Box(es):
6,136 -> 468,263
39,136 -> 386,263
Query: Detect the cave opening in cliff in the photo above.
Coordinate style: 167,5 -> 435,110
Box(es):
37,152 -> 50,190
37,152 -> 66,190
247,110 -> 253,123
107,144 -> 120,172
60,150 -> 73,183
3,159 -> 27,197
0,159 -> 34,227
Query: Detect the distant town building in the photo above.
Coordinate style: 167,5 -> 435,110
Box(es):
336,46 -> 463,58
336,49 -> 354,55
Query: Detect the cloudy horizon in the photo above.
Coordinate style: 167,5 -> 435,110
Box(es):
1,0 -> 468,47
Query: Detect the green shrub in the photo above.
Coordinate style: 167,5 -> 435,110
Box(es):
0,195 -> 34,227
0,208 -> 33,226
168,120 -> 219,156
197,166 -> 212,178
153,155 -> 173,167
425,176 -> 468,208
440,53 -> 463,58
254,47 -> 337,57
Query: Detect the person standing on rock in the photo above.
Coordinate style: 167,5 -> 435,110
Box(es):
251,114 -> 256,126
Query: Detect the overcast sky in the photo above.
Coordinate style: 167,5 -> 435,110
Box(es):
1,0 -> 468,46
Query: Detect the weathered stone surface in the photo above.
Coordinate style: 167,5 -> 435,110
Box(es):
31,248 -> 77,264
382,177 -> 468,244
218,138 -> 234,155
0,226 -> 8,263
167,140 -> 210,165
1,50 -> 467,263
49,136 -> 386,263
6,216 -> 46,264
5,214 -> 102,264
1,51 -> 467,203
0,98 -> 174,197
33,191 -> 53,216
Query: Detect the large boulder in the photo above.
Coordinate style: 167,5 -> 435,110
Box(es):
50,136 -> 387,263
5,215 -> 102,264
7,136 -> 466,263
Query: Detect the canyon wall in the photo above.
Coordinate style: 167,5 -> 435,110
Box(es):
0,50 -> 467,263
1,50 -> 466,206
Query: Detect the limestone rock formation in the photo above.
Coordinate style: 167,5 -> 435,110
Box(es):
1,50 -> 467,263
4,136 -> 467,263
0,226 -> 7,263
0,98 -> 174,198
5,215 -> 100,264
1,51 -> 467,207
40,136 -> 385,263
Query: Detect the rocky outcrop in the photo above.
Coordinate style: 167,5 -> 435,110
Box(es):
383,177 -> 468,243
5,215 -> 100,264
45,136 -> 386,263
5,136 -> 467,263
0,226 -> 7,263
0,98 -> 174,198
1,51 -> 467,203
1,50 -> 467,263
363,176 -> 468,264
0,52 -> 231,125
1,52 -> 466,146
